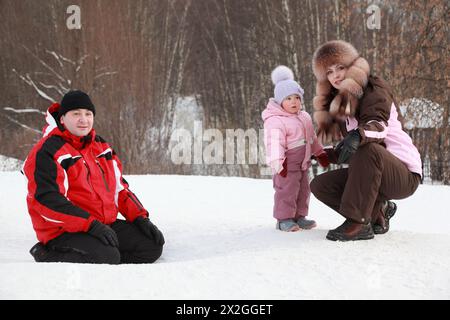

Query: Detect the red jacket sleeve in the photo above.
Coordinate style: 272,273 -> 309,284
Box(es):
112,152 -> 149,222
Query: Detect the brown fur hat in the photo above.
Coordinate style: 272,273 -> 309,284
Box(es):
312,40 -> 370,144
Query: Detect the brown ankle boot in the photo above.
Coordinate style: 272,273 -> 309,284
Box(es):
326,219 -> 374,241
373,201 -> 397,234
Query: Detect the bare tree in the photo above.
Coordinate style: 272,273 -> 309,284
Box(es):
1,0 -> 448,182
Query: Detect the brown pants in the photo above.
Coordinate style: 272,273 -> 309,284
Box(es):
310,143 -> 421,223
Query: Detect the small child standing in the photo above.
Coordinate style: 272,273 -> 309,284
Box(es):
262,66 -> 330,232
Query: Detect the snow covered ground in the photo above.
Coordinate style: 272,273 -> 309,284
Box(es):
0,171 -> 449,300
0,155 -> 23,171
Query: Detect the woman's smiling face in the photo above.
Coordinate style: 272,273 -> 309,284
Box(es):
326,64 -> 348,89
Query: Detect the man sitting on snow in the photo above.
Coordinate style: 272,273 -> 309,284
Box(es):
23,90 -> 164,264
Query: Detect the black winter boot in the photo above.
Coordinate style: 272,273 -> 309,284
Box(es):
29,242 -> 52,262
326,219 -> 374,241
373,201 -> 397,234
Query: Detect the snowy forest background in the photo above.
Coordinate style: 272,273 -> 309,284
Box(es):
0,0 -> 448,183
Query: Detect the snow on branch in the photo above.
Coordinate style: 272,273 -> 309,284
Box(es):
12,69 -> 55,102
38,82 -> 66,96
46,50 -> 76,66
94,71 -> 119,80
4,107 -> 46,115
13,46 -> 118,107
1,114 -> 41,134
22,46 -> 66,84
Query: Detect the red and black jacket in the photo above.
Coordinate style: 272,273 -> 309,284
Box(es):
23,103 -> 148,244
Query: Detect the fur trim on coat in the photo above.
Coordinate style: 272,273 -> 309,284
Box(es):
312,40 -> 371,144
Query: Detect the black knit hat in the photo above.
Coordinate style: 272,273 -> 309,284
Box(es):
58,90 -> 96,119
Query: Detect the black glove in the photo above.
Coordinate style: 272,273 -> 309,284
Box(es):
134,216 -> 165,246
335,129 -> 361,164
88,220 -> 119,247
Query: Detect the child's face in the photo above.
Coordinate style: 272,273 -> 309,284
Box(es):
326,64 -> 347,89
281,94 -> 301,114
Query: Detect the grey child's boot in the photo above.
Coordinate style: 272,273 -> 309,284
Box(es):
276,219 -> 301,232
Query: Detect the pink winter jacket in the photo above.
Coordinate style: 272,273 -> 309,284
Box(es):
345,104 -> 423,176
262,98 -> 324,173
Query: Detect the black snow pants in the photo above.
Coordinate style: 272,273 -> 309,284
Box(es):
35,219 -> 163,264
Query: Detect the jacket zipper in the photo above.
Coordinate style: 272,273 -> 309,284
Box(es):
96,160 -> 110,192
83,161 -> 95,191
82,156 -> 105,223
128,193 -> 144,211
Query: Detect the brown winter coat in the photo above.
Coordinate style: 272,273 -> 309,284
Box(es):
312,40 -> 372,144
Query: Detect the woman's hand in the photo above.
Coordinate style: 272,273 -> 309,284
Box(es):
335,130 -> 361,164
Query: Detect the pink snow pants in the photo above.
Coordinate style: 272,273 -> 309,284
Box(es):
272,146 -> 310,220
